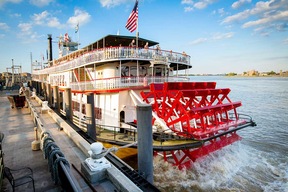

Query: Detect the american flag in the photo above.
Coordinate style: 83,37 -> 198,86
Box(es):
125,0 -> 138,33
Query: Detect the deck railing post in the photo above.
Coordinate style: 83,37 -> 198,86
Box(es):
86,92 -> 96,140
47,83 -> 52,106
64,88 -> 73,122
52,86 -> 60,113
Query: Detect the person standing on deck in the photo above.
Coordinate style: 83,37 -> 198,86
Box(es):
156,44 -> 161,55
129,39 -> 135,47
144,42 -> 149,58
129,39 -> 136,56
19,84 -> 26,95
119,44 -> 124,57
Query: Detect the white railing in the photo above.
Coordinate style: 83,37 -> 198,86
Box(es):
33,47 -> 191,75
69,76 -> 189,91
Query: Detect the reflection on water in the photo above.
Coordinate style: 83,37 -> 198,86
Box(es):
153,77 -> 288,192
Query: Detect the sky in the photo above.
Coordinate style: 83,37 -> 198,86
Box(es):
0,0 -> 287,75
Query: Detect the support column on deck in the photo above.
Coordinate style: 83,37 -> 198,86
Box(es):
31,81 -> 36,93
64,88 -> 73,122
137,104 -> 153,184
36,82 -> 41,95
52,85 -> 60,113
86,92 -> 96,140
41,82 -> 45,98
44,83 -> 48,101
47,83 -> 52,106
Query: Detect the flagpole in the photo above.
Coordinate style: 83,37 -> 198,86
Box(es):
136,0 -> 139,78
136,1 -> 139,48
76,22 -> 80,50
78,23 -> 80,50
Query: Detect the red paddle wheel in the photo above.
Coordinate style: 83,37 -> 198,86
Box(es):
140,82 -> 250,168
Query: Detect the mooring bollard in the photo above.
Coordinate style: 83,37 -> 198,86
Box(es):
31,127 -> 40,151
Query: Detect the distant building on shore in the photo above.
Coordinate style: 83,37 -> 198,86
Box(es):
0,72 -> 31,87
242,70 -> 259,76
242,69 -> 288,77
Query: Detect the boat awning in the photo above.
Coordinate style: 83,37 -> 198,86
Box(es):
82,34 -> 159,51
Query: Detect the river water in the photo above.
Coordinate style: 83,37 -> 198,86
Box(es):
153,76 -> 288,192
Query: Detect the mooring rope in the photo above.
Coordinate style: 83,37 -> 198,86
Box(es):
53,157 -> 70,185
43,137 -> 55,159
91,142 -> 137,159
44,141 -> 59,159
118,141 -> 137,149
40,131 -> 50,150
48,148 -> 64,172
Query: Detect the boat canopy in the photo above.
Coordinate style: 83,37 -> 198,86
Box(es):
82,34 -> 159,51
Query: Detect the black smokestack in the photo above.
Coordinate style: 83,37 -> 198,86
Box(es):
47,34 -> 53,66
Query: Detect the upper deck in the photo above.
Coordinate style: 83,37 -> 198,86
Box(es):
33,35 -> 192,75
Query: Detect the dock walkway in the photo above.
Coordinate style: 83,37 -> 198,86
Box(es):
0,90 -> 123,192
0,90 -> 63,191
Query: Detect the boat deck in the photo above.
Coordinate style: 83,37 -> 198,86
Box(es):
0,90 -> 135,192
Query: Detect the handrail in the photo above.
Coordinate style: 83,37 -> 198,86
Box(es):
32,76 -> 190,91
32,46 -> 191,75
27,95 -> 82,191
95,124 -> 137,143
42,135 -> 81,192
68,76 -> 189,91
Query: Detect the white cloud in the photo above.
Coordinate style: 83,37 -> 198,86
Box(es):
218,8 -> 225,16
194,0 -> 217,9
181,0 -> 218,12
275,23 -> 288,31
16,9 -> 90,42
222,0 -> 288,35
249,0 -> 272,15
223,0 -> 284,24
181,0 -> 194,5
222,9 -> 250,24
242,10 -> 288,28
232,0 -> 251,9
99,0 -> 129,8
184,6 -> 193,12
31,11 -> 62,28
18,23 -> 33,35
212,32 -> 234,40
47,17 -> 61,28
0,0 -> 22,7
284,38 -> 288,44
29,0 -> 54,7
194,2 -> 206,9
212,8 -> 226,16
10,13 -> 21,18
32,11 -> 49,25
5,0 -> 22,3
67,9 -> 91,28
17,22 -> 41,43
0,23 -> 10,31
190,37 -> 208,45
190,32 -> 234,45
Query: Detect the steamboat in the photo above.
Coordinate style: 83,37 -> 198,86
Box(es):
31,34 -> 256,168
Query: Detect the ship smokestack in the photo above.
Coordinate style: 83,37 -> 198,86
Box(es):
47,34 -> 53,66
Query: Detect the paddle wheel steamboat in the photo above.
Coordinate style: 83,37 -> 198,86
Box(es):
32,34 -> 256,169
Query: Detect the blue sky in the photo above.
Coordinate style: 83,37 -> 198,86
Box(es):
0,0 -> 287,74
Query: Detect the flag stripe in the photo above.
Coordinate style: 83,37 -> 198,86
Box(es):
125,0 -> 138,33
